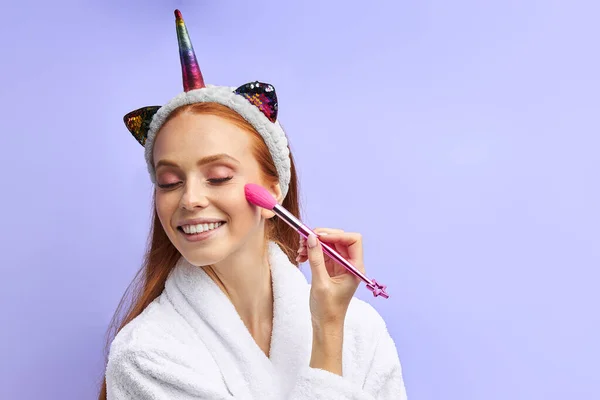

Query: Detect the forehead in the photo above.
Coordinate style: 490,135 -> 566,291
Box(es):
153,112 -> 252,161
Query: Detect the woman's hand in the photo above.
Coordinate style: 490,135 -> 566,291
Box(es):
296,228 -> 365,331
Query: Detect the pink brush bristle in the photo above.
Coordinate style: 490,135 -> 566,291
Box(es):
244,184 -> 278,210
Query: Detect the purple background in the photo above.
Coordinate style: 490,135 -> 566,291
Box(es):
2,0 -> 599,399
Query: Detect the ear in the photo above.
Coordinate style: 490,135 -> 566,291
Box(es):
234,81 -> 278,122
260,182 -> 283,220
124,106 -> 161,146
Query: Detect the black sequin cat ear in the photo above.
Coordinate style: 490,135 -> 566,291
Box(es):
124,106 -> 161,146
234,81 -> 278,122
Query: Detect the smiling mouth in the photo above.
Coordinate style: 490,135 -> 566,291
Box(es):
177,221 -> 226,235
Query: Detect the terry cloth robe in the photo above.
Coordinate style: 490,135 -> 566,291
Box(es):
106,242 -> 408,399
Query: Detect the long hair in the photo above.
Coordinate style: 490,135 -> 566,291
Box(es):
98,102 -> 301,399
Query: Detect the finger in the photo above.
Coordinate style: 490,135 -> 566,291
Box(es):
299,228 -> 342,245
297,242 -> 308,257
311,228 -> 342,257
298,237 -> 306,254
296,242 -> 308,262
300,236 -> 332,261
316,232 -> 364,270
313,227 -> 344,237
306,234 -> 329,283
314,227 -> 344,233
314,231 -> 360,244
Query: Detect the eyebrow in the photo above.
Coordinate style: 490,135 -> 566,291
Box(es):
155,153 -> 241,169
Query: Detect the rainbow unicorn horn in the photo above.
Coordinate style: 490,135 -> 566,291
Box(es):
175,9 -> 205,92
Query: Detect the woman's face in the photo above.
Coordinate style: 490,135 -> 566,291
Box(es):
152,111 -> 276,267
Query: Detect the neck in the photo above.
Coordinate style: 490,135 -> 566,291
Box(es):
202,234 -> 274,334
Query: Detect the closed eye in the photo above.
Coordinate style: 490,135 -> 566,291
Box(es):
157,182 -> 181,189
157,176 -> 232,189
209,176 -> 233,184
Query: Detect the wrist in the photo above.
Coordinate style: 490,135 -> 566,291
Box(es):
310,324 -> 344,376
312,327 -> 343,356
310,339 -> 343,375
311,314 -> 345,334
312,322 -> 344,341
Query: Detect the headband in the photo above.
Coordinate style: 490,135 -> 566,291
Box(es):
123,10 -> 292,197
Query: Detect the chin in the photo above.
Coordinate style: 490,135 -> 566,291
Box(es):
166,220 -> 261,267
175,240 -> 232,267
163,222 -> 229,266
171,232 -> 230,267
185,249 -> 229,267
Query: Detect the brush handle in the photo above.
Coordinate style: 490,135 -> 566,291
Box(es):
273,205 -> 389,299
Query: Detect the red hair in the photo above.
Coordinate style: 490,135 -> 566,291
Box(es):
98,103 -> 301,399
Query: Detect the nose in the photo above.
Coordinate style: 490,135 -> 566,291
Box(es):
179,180 -> 209,211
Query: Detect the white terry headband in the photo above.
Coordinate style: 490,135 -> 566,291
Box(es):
123,10 -> 292,198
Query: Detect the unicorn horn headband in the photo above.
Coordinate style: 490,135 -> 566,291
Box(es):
175,9 -> 205,91
123,9 -> 291,197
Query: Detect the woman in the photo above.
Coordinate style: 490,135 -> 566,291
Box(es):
100,10 -> 407,400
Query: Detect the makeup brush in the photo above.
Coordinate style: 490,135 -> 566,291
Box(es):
244,183 -> 389,299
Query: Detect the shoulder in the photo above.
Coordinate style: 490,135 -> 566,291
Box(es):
345,297 -> 407,398
345,296 -> 388,337
109,295 -> 183,353
338,296 -> 404,386
105,295 -> 227,396
342,296 -> 394,366
106,294 -> 213,376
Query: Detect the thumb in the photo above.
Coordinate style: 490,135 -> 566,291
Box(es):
306,234 -> 328,283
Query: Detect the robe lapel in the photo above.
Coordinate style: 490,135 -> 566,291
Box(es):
267,242 -> 313,396
164,242 -> 311,400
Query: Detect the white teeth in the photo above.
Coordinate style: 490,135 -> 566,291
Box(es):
181,222 -> 223,235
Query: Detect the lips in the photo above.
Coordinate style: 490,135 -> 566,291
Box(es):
178,221 -> 225,235
177,221 -> 225,242
177,217 -> 226,227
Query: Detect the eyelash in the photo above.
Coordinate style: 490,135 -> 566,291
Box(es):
157,176 -> 233,189
209,176 -> 233,184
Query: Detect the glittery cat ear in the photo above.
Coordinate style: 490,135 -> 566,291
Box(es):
124,106 -> 161,146
234,81 -> 278,123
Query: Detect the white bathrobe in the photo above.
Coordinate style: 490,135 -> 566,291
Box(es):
106,242 -> 408,399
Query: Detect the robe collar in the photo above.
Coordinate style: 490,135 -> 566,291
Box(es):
163,242 -> 312,399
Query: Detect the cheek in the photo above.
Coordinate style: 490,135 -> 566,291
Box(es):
155,191 -> 178,227
219,187 -> 260,226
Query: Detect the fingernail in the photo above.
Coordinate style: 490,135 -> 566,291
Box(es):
318,232 -> 328,236
307,234 -> 318,248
